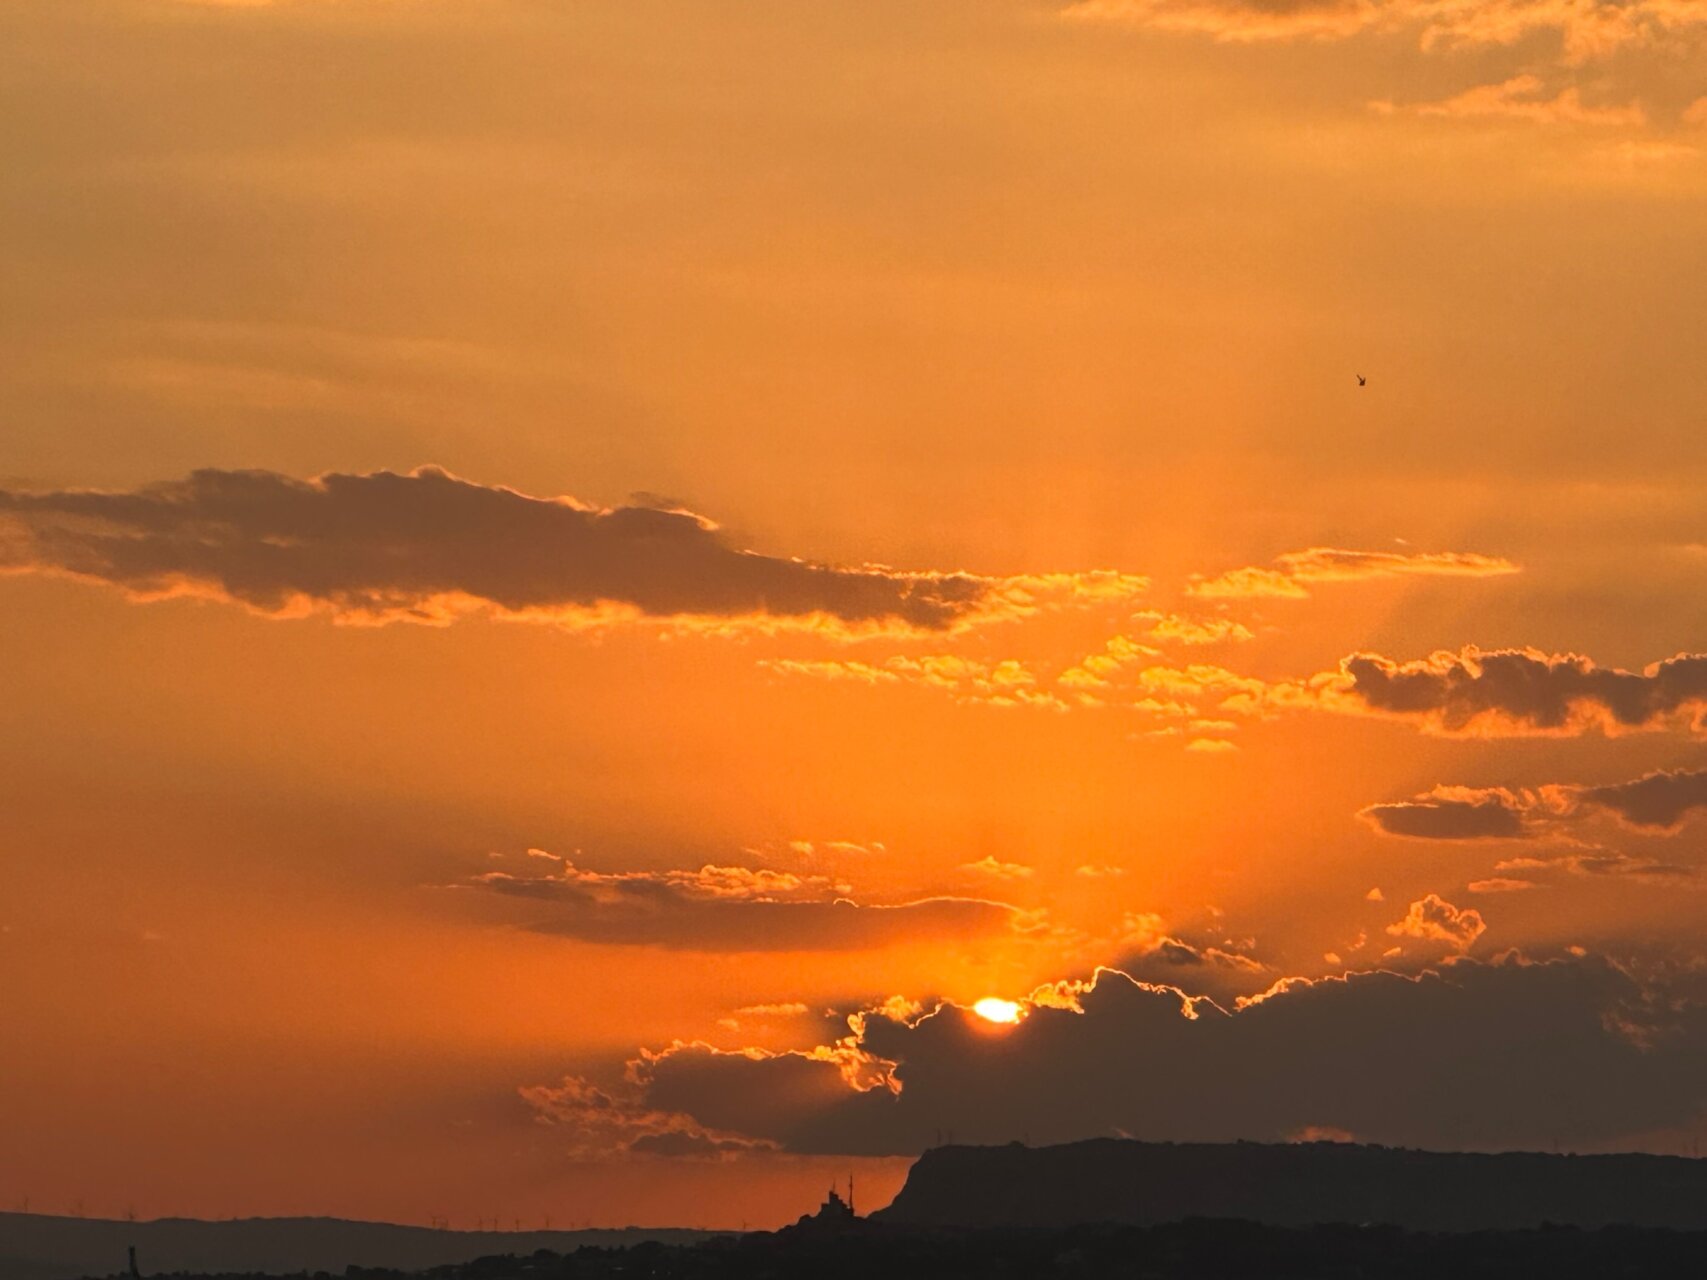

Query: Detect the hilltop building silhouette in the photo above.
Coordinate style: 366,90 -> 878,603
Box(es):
786,1177 -> 863,1235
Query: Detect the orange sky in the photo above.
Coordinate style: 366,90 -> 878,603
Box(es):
3,0 -> 1707,1230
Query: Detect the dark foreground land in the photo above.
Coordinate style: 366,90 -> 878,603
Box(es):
878,1139 -> 1707,1231
0,1214 -> 708,1280
91,1220 -> 1707,1280
46,1141 -> 1707,1278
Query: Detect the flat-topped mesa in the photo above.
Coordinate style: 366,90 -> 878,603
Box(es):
873,1139 -> 1707,1233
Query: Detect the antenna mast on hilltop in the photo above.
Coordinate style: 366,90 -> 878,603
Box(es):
848,1174 -> 855,1216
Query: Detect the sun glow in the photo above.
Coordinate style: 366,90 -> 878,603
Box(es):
972,997 -> 1023,1024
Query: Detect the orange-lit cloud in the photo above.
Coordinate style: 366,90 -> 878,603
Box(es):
960,856 -> 1035,880
761,654 -> 1073,712
735,1002 -> 812,1018
0,468 -> 1145,637
1467,878 -> 1537,894
1136,611 -> 1256,645
1384,893 -> 1486,951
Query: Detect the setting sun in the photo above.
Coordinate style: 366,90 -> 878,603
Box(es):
972,998 -> 1023,1025
5,0 -> 1707,1249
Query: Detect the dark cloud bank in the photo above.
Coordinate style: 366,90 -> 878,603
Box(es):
1338,647 -> 1707,736
1362,768 -> 1707,844
0,467 -> 998,630
534,958 -> 1707,1159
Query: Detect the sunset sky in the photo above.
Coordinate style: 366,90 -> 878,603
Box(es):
5,0 -> 1707,1231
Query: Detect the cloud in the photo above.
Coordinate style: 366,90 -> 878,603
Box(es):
1010,644 -> 1707,744
1329,647 -> 1707,737
588,957 -> 1707,1156
1384,894 -> 1487,950
1137,611 -> 1255,646
1113,930 -> 1272,1001
1061,0 -> 1707,65
1571,768 -> 1707,832
1360,768 -> 1707,846
1496,852 -> 1698,886
1062,0 -> 1377,43
960,856 -> 1035,880
787,840 -> 888,859
518,1073 -> 775,1161
0,467 -> 1144,635
1467,878 -> 1537,893
464,854 -> 1022,952
761,654 -> 1075,712
1359,786 -> 1532,840
1373,75 -> 1646,126
1187,547 -> 1518,600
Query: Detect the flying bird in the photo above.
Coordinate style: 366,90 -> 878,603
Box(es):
1356,374 -> 1366,386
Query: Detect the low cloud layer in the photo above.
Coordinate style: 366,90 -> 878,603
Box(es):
0,467 -> 1144,634
568,957 -> 1707,1157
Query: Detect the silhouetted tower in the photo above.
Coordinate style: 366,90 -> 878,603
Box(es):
127,1245 -> 141,1278
848,1174 -> 855,1216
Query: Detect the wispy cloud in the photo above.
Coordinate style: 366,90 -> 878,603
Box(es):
1187,547 -> 1518,600
1373,75 -> 1646,127
462,852 -> 1023,953
1063,0 -> 1707,66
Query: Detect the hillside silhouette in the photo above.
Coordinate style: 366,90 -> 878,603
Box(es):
44,1139 -> 1707,1279
874,1138 -> 1707,1231
76,1220 -> 1707,1280
0,1212 -> 707,1280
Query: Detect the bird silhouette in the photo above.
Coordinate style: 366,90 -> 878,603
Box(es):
1356,374 -> 1366,386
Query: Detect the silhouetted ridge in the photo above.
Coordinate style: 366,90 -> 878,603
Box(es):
872,1139 -> 1707,1231
0,1212 -> 709,1280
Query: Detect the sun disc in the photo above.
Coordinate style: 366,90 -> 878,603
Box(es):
973,997 -> 1023,1024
